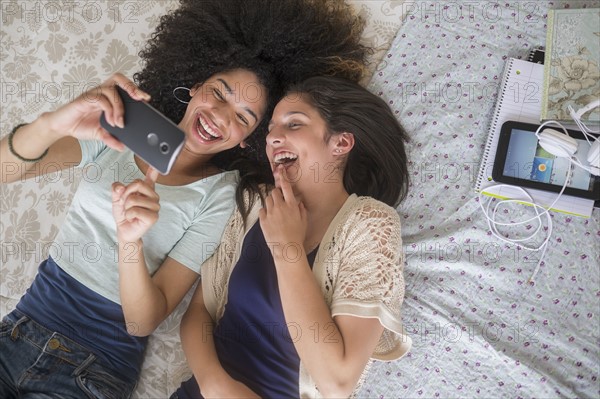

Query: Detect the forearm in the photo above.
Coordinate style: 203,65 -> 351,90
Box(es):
118,239 -> 167,336
180,302 -> 241,396
274,255 -> 361,397
180,301 -> 221,385
1,114 -> 65,183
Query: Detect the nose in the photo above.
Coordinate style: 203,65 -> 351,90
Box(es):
210,104 -> 230,129
207,98 -> 235,131
267,125 -> 284,146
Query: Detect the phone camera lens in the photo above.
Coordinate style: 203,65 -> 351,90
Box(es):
160,143 -> 170,154
147,133 -> 159,146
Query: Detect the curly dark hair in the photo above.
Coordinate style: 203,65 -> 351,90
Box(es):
134,0 -> 370,219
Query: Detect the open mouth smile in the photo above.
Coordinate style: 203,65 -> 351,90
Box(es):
273,151 -> 298,169
195,113 -> 223,142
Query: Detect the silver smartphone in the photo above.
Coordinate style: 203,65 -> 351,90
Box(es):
99,86 -> 185,175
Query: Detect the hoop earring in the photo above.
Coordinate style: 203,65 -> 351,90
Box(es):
240,142 -> 254,151
173,87 -> 191,104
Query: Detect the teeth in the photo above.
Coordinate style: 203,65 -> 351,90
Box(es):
196,126 -> 212,141
274,152 -> 298,164
197,115 -> 220,140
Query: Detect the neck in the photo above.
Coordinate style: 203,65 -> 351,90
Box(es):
298,183 -> 350,252
134,147 -> 219,186
169,147 -> 216,176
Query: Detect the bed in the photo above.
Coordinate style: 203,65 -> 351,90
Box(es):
1,1 -> 599,398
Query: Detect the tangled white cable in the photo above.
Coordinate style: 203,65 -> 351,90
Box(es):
480,117 -> 599,283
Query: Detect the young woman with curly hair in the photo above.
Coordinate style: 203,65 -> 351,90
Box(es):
171,76 -> 412,398
0,0 -> 369,397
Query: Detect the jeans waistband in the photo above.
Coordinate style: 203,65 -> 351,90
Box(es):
5,309 -> 121,377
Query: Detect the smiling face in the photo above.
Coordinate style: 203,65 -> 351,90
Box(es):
266,94 -> 354,193
178,69 -> 267,156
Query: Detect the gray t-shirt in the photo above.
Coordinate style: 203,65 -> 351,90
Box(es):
49,140 -> 238,303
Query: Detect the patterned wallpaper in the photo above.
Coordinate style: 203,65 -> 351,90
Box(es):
1,1 -> 407,397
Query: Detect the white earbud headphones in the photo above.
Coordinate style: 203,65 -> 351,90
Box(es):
569,99 -> 600,134
535,99 -> 600,177
567,98 -> 600,175
536,127 -> 578,157
479,100 -> 600,283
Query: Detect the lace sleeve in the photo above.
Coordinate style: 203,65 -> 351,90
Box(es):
330,198 -> 411,360
201,189 -> 265,322
200,209 -> 241,321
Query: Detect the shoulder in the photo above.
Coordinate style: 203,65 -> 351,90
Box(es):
220,185 -> 266,235
352,196 -> 401,219
320,195 -> 403,267
341,196 -> 402,236
245,183 -> 270,204
326,196 -> 403,269
203,170 -> 240,194
189,170 -> 239,213
77,140 -> 112,167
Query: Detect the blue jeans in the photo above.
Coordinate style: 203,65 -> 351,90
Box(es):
0,309 -> 136,398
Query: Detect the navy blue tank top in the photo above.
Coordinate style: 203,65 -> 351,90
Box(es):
176,221 -> 318,398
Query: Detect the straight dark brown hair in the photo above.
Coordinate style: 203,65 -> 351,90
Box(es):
288,76 -> 410,207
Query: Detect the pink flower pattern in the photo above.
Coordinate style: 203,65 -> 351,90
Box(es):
363,1 -> 600,397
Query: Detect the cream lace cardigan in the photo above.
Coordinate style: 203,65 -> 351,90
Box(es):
200,193 -> 412,398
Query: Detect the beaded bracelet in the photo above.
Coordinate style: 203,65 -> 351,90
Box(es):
7,123 -> 49,163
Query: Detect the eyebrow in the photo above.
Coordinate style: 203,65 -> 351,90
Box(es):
217,78 -> 258,124
268,111 -> 309,127
285,111 -> 309,117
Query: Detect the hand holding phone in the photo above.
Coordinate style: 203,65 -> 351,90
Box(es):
100,86 -> 185,175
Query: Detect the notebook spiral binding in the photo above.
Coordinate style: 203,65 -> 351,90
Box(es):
475,59 -> 515,191
476,48 -> 544,191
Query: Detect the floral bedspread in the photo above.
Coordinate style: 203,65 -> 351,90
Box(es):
363,1 -> 600,397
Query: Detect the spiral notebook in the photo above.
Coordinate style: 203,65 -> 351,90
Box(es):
475,57 -> 594,218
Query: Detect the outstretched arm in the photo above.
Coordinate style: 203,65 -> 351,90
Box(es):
1,73 -> 141,183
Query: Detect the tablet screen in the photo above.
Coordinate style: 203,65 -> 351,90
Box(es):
493,121 -> 599,200
502,128 -> 595,191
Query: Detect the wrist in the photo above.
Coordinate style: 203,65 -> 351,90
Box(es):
7,123 -> 49,163
117,237 -> 143,247
196,367 -> 232,396
269,240 -> 305,264
117,238 -> 144,263
37,111 -> 69,141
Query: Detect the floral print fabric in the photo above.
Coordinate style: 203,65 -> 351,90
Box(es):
545,8 -> 600,121
367,1 -> 599,397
